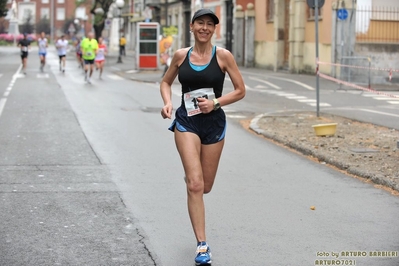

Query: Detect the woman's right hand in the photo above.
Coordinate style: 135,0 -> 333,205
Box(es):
161,103 -> 173,119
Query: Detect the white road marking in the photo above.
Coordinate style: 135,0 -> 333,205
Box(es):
358,109 -> 399,118
241,71 -> 315,91
14,73 -> 25,79
107,74 -> 125,80
249,76 -> 281,89
260,90 -> 280,94
254,85 -> 268,89
362,94 -> 380,97
286,96 -> 307,99
308,102 -> 331,107
387,101 -> 399,105
286,80 -> 315,90
0,98 -> 7,116
0,65 -> 22,117
274,93 -> 297,97
373,97 -> 399,101
37,73 -> 50,78
297,99 -> 317,103
126,70 -> 139,74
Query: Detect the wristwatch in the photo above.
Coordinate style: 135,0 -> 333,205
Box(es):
213,98 -> 221,111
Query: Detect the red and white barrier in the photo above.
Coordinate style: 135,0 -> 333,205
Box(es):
316,61 -> 399,98
318,72 -> 399,98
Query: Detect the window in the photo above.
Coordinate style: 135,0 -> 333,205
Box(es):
267,0 -> 274,21
56,8 -> 65,21
42,0 -> 49,3
57,0 -> 65,3
41,8 -> 50,19
75,7 -> 86,19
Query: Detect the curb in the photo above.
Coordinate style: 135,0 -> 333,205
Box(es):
249,113 -> 399,193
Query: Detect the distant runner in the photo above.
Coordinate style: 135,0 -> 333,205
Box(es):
75,37 -> 84,69
95,37 -> 107,79
56,35 -> 68,73
80,32 -> 98,84
17,33 -> 31,75
37,32 -> 48,72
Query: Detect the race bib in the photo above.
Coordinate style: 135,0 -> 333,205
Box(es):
21,47 -> 28,52
184,88 -> 215,117
86,52 -> 92,56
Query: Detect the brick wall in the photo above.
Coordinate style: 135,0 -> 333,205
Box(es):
4,0 -> 92,39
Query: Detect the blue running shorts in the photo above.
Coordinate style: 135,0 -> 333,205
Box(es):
169,106 -> 226,145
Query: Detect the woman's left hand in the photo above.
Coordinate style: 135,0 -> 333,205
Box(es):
197,97 -> 213,114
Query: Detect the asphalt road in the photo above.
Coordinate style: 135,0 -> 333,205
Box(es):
0,46 -> 398,266
237,69 -> 399,130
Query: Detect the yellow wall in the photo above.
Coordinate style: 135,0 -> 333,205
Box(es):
304,0 -> 332,44
253,0 -> 333,72
254,41 -> 275,68
357,20 -> 399,43
303,43 -> 332,73
254,0 -> 274,42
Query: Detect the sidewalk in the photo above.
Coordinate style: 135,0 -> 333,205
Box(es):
106,50 -> 165,84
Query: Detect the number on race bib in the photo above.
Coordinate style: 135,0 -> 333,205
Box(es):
184,88 -> 215,116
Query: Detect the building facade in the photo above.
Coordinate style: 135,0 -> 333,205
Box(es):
251,0 -> 399,84
2,0 -> 92,40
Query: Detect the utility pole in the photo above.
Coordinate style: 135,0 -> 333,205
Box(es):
165,0 -> 168,26
50,0 -> 54,43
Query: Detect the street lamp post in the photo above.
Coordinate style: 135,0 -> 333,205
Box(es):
115,0 -> 125,63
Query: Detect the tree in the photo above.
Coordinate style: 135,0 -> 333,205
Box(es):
0,0 -> 8,18
36,16 -> 51,35
20,11 -> 35,34
0,19 -> 7,33
76,0 -> 115,39
62,17 -> 79,37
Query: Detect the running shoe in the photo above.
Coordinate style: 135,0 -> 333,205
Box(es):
195,241 -> 212,265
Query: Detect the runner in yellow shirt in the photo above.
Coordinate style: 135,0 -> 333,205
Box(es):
80,32 -> 98,84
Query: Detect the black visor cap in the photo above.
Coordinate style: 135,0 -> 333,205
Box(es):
191,8 -> 219,25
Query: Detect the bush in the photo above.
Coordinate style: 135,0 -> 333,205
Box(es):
0,33 -> 37,44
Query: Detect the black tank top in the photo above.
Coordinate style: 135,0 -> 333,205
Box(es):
178,46 -> 225,105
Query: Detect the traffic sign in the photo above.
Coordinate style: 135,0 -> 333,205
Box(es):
306,0 -> 325,9
337,9 -> 348,20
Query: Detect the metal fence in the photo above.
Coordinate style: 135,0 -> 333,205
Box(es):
356,6 -> 399,43
338,56 -> 371,89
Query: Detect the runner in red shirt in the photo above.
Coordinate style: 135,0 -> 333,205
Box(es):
95,37 -> 107,79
